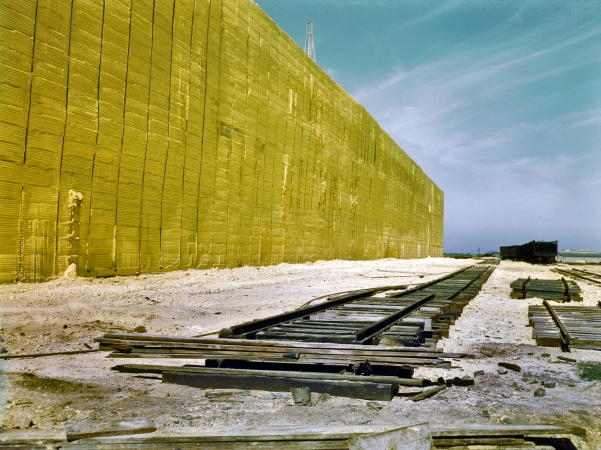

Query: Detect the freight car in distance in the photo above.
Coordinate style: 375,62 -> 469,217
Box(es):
500,240 -> 558,264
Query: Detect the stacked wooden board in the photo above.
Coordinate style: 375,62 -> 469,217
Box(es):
98,333 -> 469,369
0,422 -> 433,449
98,333 -> 477,400
510,278 -> 581,302
0,422 -> 584,449
529,300 -> 601,349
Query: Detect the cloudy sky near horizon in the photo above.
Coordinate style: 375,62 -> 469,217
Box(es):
254,0 -> 601,253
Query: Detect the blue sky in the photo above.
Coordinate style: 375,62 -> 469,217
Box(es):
254,0 -> 601,253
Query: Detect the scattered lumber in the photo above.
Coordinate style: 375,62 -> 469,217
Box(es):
98,333 -> 470,365
112,364 -> 426,387
97,333 -> 477,399
510,278 -> 581,302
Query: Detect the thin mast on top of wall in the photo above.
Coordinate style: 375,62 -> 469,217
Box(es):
305,21 -> 316,62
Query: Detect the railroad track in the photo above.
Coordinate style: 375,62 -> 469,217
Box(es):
529,300 -> 601,350
554,267 -> 601,286
218,263 -> 496,345
99,263 -> 497,400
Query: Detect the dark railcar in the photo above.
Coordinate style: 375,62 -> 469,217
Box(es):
500,245 -> 519,260
500,240 -> 557,264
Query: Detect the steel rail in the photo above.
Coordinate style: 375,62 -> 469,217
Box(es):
354,293 -> 435,342
554,268 -> 601,286
542,299 -> 570,347
221,265 -> 476,339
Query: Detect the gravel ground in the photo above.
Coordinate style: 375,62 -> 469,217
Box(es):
1,258 -> 601,448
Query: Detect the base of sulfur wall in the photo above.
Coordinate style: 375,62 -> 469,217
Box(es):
0,0 -> 443,283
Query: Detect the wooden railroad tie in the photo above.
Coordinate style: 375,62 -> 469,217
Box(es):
529,301 -> 601,350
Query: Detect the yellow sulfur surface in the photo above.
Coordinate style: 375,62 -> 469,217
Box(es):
0,0 -> 443,282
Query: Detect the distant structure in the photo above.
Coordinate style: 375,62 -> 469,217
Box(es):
304,21 -> 316,62
500,241 -> 558,264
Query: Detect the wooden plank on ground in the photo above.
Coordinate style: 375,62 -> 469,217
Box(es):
113,364 -> 425,386
348,423 -> 431,450
60,441 -> 347,449
162,371 -> 394,401
430,424 -> 586,437
66,424 -> 430,443
432,436 -> 525,446
0,429 -> 66,444
98,337 -> 471,359
64,418 -> 156,441
98,333 -> 444,352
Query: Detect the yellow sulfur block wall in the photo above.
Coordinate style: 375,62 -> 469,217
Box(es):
0,0 -> 443,282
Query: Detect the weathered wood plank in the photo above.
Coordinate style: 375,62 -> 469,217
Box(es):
61,441 -> 347,449
162,371 -> 395,401
98,334 -> 443,352
433,436 -> 524,446
410,384 -> 446,402
430,424 -> 586,437
108,347 -> 447,365
112,364 -> 425,386
64,418 -> 156,441
0,429 -> 66,444
62,424 -> 431,443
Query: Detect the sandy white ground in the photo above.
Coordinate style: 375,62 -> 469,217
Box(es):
1,258 -> 601,448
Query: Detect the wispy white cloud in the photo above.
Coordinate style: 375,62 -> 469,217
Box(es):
348,7 -> 601,250
573,116 -> 601,127
353,17 -> 599,158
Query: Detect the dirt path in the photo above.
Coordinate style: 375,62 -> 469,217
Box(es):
1,258 -> 601,448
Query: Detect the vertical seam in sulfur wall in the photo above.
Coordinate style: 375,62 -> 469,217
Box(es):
211,0 -> 223,267
178,0 -> 197,269
112,0 -> 134,271
85,152 -> 96,273
138,0 -> 157,272
283,66 -> 291,262
245,5 -> 257,267
158,0 -> 177,270
95,0 -> 105,147
53,0 -> 76,278
266,25 -> 274,266
194,0 -> 211,268
86,0 -> 106,273
17,0 -> 41,281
